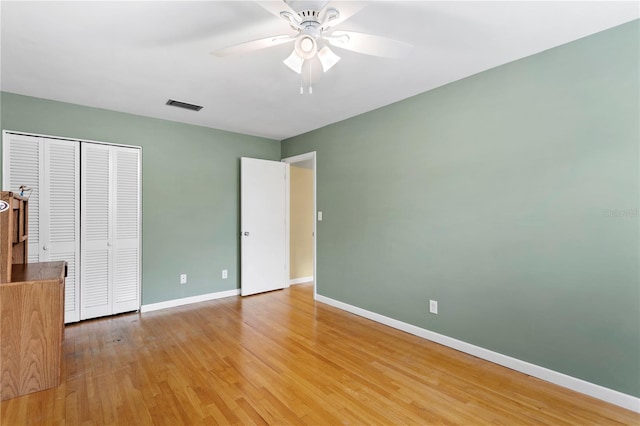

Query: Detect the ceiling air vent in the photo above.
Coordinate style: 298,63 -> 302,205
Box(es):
166,99 -> 203,111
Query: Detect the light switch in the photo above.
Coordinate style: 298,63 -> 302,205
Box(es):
318,211 -> 323,221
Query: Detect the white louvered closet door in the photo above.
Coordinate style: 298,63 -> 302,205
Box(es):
112,147 -> 140,314
81,143 -> 112,319
43,140 -> 80,323
3,133 -> 41,264
3,133 -> 81,323
81,143 -> 140,320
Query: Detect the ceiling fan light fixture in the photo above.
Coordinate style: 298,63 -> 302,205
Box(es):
317,46 -> 340,72
284,50 -> 304,74
294,34 -> 317,60
300,38 -> 313,52
214,2 -> 414,94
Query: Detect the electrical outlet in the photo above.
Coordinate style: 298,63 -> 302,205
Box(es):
180,274 -> 187,284
222,269 -> 228,279
429,300 -> 438,314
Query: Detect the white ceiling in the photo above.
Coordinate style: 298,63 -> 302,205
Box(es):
1,1 -> 637,141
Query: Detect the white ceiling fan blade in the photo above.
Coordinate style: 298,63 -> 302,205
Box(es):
317,46 -> 340,72
283,50 -> 304,74
256,1 -> 301,28
319,2 -> 365,29
318,7 -> 340,30
326,31 -> 413,58
212,35 -> 295,57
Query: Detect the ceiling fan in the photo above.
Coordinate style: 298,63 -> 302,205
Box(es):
212,1 -> 413,94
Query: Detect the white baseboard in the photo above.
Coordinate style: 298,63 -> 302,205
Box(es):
141,289 -> 239,313
289,276 -> 314,285
315,294 -> 640,413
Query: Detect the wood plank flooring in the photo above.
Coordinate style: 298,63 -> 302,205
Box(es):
1,284 -> 637,425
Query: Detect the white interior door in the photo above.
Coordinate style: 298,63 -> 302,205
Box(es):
3,133 -> 81,323
42,139 -> 80,323
112,146 -> 140,314
241,157 -> 288,296
3,133 -> 41,264
81,143 -> 141,319
4,131 -> 139,322
81,143 -> 112,319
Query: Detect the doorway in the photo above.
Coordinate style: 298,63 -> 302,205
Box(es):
282,152 -> 316,298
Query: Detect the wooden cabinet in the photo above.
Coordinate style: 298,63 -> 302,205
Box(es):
0,262 -> 66,400
0,191 -> 66,400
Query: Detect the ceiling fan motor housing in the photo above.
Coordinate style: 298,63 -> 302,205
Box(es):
297,9 -> 321,23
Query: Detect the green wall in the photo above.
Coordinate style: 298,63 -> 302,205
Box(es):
0,92 -> 281,304
282,21 -> 640,397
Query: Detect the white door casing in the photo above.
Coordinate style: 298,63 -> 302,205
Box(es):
240,157 -> 288,296
281,151 -> 317,298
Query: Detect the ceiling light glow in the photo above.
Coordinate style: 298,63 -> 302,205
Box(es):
294,35 -> 317,59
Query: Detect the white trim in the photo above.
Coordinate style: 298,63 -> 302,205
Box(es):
285,162 -> 291,288
281,151 -> 317,299
289,276 -> 313,285
315,294 -> 640,413
140,289 -> 239,313
3,129 -> 141,150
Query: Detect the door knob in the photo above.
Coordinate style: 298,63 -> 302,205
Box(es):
43,245 -> 48,251
243,232 -> 250,236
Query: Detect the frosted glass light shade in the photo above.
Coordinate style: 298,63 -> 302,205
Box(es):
317,46 -> 340,72
283,50 -> 304,74
294,35 -> 317,60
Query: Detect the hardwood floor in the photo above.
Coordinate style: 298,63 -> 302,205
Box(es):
1,283 -> 637,425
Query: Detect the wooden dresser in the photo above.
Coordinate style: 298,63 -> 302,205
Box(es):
0,191 -> 66,401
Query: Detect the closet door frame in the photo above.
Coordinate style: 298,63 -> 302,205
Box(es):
80,142 -> 142,319
2,130 -> 142,322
